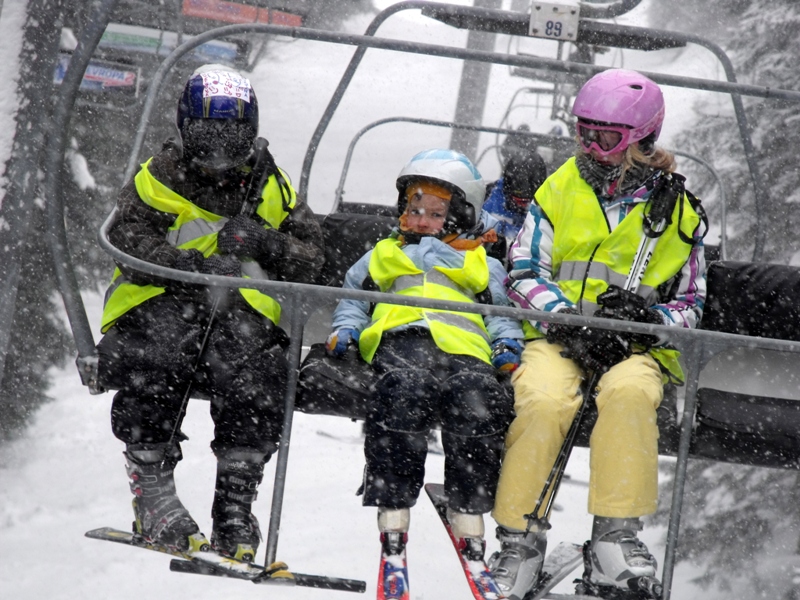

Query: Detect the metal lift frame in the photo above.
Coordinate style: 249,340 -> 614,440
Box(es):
43,2 -> 800,598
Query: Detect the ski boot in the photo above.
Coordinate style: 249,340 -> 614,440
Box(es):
489,525 -> 547,600
210,448 -> 266,562
447,509 -> 486,562
378,507 -> 410,554
125,442 -> 207,553
575,518 -> 662,600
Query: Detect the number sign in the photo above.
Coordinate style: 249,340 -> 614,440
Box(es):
528,1 -> 580,41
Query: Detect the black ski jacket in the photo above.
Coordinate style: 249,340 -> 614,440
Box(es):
108,137 -> 324,289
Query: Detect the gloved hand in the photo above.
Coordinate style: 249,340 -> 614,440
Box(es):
595,285 -> 663,347
217,214 -> 286,261
595,285 -> 664,324
544,307 -> 581,347
545,307 -> 631,374
491,338 -> 524,372
561,326 -> 632,374
173,248 -> 205,272
199,254 -> 242,278
326,328 -> 360,358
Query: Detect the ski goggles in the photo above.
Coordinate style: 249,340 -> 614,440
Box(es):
576,120 -> 632,157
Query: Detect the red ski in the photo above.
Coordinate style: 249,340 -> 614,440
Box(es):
425,483 -> 505,600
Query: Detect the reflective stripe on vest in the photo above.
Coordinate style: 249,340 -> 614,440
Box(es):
100,159 -> 295,332
358,239 -> 492,364
531,158 -> 702,383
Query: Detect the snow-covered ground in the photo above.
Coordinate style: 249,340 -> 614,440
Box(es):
1,1 -> 733,598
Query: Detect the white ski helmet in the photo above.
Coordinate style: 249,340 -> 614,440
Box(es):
395,149 -> 485,235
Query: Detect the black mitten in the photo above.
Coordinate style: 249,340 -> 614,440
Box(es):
546,307 -> 632,374
563,326 -> 632,374
544,307 -> 581,346
173,249 -> 205,272
596,285 -> 663,347
200,254 -> 241,278
217,215 -> 286,264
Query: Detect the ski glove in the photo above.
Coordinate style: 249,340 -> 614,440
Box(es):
491,338 -> 524,372
174,249 -> 242,278
546,308 -> 631,374
217,215 -> 286,261
200,254 -> 242,278
326,328 -> 360,358
595,285 -> 664,347
173,248 -> 205,272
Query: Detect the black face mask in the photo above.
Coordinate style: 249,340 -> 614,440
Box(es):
181,119 -> 256,171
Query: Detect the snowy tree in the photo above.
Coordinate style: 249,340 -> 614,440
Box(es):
0,0 -> 70,441
647,3 -> 800,596
649,0 -> 800,264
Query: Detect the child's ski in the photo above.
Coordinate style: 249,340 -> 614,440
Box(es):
425,483 -> 505,600
377,532 -> 410,600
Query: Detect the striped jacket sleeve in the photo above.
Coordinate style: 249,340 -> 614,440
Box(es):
506,202 -> 575,333
654,224 -> 707,330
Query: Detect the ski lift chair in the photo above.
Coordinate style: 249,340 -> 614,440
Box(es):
690,261 -> 800,469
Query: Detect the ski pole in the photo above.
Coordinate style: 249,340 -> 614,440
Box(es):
163,140 -> 273,457
524,371 -> 599,531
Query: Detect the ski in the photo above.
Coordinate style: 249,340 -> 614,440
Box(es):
86,527 -> 366,593
377,532 -> 410,600
524,541 -> 584,600
424,483 -> 505,600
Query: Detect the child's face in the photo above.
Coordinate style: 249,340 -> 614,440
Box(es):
405,193 -> 449,235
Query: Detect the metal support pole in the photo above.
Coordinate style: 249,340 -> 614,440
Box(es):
264,289 -> 308,566
44,0 -> 119,391
660,340 -> 705,600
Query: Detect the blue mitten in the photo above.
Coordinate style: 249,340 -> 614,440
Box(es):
325,328 -> 360,358
491,338 -> 524,372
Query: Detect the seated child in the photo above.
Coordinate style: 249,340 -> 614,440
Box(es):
325,149 -> 525,573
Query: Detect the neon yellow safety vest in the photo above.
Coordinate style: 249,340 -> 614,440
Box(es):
100,158 -> 296,332
529,158 -> 702,383
358,239 -> 493,365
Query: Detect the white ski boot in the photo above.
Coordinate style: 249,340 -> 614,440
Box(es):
578,517 -> 662,599
447,509 -> 486,562
378,507 -> 410,556
489,525 -> 547,600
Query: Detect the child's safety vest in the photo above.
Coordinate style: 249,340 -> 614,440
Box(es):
359,238 -> 493,364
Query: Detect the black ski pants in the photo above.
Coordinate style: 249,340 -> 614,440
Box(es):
97,294 -> 288,457
361,328 -> 514,514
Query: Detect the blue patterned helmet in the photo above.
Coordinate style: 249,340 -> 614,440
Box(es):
176,65 -> 258,170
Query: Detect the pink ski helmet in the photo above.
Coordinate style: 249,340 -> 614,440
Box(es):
571,69 -> 665,156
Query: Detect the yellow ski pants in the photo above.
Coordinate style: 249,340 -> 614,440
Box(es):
492,340 -> 664,531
